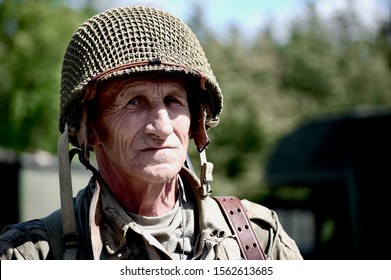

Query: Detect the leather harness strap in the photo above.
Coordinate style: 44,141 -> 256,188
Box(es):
213,196 -> 266,260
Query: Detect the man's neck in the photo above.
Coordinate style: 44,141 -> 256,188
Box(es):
100,174 -> 178,217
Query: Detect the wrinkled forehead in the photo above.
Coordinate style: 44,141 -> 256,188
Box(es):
97,74 -> 189,99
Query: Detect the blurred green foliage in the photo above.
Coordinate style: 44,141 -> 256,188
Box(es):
0,0 -> 94,152
189,2 -> 391,199
1,1 -> 390,200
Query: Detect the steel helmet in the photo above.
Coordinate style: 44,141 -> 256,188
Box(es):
59,5 -> 223,152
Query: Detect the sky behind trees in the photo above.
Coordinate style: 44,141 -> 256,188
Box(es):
85,0 -> 391,40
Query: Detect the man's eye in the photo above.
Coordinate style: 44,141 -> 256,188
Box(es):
165,97 -> 182,105
127,98 -> 141,106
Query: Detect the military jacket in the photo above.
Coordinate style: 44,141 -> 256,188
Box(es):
0,167 -> 303,260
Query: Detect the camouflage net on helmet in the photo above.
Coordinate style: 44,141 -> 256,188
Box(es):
59,5 -> 222,134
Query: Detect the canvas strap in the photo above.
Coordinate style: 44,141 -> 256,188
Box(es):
213,196 -> 266,260
57,125 -> 79,259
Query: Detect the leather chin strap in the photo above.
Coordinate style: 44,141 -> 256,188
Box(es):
191,107 -> 215,197
75,104 -> 90,163
199,149 -> 214,197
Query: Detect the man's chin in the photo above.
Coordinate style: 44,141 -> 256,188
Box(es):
141,163 -> 182,182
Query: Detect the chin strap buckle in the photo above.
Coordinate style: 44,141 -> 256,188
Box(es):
200,149 -> 213,197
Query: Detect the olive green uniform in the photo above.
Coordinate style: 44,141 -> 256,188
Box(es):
0,167 -> 302,260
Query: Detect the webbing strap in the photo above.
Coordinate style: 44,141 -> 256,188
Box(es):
213,196 -> 266,260
40,209 -> 64,260
58,125 -> 78,259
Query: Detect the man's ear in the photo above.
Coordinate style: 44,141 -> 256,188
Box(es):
87,124 -> 100,146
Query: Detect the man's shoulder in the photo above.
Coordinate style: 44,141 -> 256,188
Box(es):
240,199 -> 278,230
1,219 -> 48,241
0,219 -> 50,259
240,199 -> 304,260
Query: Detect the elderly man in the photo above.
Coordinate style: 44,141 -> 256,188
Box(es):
0,5 -> 302,260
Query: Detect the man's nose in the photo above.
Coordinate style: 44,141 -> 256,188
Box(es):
145,107 -> 173,138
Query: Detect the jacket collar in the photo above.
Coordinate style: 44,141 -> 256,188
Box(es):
88,167 -> 238,259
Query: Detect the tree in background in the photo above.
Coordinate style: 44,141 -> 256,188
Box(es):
198,1 -> 391,198
0,0 -> 94,153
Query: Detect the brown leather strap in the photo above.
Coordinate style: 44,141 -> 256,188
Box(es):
213,196 -> 266,260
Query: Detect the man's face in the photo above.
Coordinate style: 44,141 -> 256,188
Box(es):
88,75 -> 191,185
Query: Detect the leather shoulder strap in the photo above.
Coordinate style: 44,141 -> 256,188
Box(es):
213,196 -> 266,260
